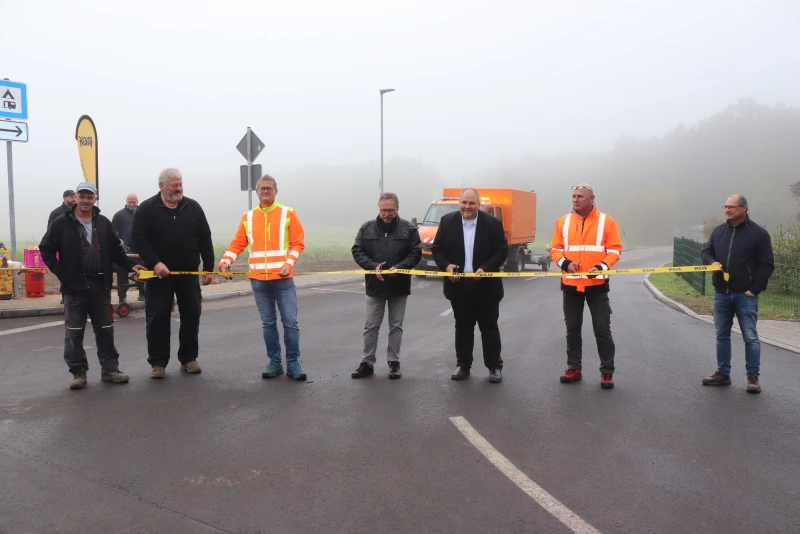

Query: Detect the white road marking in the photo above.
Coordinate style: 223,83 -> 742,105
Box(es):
0,321 -> 63,337
449,416 -> 602,534
308,288 -> 364,294
440,308 -> 453,316
525,275 -> 547,282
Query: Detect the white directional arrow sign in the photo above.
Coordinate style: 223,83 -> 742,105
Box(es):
0,120 -> 27,142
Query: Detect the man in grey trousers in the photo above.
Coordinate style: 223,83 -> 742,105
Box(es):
351,193 -> 422,379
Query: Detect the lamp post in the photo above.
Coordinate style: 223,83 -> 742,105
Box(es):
379,88 -> 395,193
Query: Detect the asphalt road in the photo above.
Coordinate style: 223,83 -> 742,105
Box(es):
1,248 -> 798,534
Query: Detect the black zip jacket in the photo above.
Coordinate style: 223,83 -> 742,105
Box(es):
112,206 -> 136,253
132,193 -> 214,271
39,207 -> 136,293
47,202 -> 72,229
352,216 -> 422,298
701,216 -> 774,295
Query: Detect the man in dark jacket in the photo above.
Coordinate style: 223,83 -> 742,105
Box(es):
701,194 -> 774,393
48,189 -> 78,304
431,188 -> 509,383
132,168 -> 214,379
47,189 -> 76,229
111,193 -> 143,302
351,193 -> 422,379
39,182 -> 143,390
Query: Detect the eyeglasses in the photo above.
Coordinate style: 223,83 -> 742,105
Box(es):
571,185 -> 593,192
379,209 -> 397,214
723,205 -> 743,210
257,187 -> 275,193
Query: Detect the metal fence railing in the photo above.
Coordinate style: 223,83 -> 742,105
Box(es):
770,252 -> 800,316
673,237 -> 705,294
673,237 -> 800,317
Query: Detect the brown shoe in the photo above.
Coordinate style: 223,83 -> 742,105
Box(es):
702,370 -> 731,386
746,375 -> 761,394
181,361 -> 202,374
151,366 -> 166,379
69,372 -> 87,390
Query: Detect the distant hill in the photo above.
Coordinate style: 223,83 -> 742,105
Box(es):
466,98 -> 800,245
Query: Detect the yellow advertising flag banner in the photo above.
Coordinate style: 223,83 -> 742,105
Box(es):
75,115 -> 98,195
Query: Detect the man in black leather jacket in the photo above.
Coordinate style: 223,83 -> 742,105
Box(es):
350,193 -> 422,379
701,194 -> 774,393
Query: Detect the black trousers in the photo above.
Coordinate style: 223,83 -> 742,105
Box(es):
145,275 -> 201,368
563,290 -> 615,374
63,278 -> 119,375
449,282 -> 503,370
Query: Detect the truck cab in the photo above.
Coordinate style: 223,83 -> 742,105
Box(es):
414,188 -> 551,274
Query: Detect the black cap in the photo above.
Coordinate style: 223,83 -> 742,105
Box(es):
63,189 -> 75,198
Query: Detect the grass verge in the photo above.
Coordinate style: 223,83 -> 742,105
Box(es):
649,264 -> 799,322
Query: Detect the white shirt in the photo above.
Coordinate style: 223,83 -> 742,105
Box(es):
462,216 -> 477,273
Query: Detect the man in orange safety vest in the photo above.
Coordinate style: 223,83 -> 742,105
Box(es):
549,183 -> 623,390
219,174 -> 307,381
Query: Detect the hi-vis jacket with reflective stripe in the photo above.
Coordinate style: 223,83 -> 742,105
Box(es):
549,206 -> 622,292
219,202 -> 305,281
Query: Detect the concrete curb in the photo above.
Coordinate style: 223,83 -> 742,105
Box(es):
0,277 -> 358,320
0,306 -> 66,319
643,274 -> 799,355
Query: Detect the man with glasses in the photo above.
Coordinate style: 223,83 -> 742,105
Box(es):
218,175 -> 308,381
701,194 -> 774,393
351,193 -> 422,379
549,183 -> 623,389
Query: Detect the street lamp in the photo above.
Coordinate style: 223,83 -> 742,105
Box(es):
379,88 -> 395,193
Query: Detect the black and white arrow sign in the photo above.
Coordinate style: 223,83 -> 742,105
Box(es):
0,120 -> 28,142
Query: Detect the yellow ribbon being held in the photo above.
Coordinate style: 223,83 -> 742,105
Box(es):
133,264 -> 728,281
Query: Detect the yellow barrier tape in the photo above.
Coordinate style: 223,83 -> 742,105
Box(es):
135,264 -> 728,281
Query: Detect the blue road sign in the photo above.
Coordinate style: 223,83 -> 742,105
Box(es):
0,80 -> 28,120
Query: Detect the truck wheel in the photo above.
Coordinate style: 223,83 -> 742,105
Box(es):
505,248 -> 524,272
541,259 -> 551,271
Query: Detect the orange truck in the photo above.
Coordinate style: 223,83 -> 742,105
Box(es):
412,188 -> 551,274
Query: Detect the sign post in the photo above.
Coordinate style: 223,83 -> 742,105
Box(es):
236,127 -> 265,210
2,78 -> 29,298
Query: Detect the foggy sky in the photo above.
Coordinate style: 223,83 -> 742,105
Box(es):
1,0 -> 799,242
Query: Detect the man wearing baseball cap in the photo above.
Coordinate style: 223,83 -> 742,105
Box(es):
39,181 -> 144,390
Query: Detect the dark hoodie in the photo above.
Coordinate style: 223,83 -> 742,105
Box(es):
701,215 -> 775,295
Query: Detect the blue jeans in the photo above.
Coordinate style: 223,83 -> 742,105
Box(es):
251,278 -> 300,364
713,292 -> 760,377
